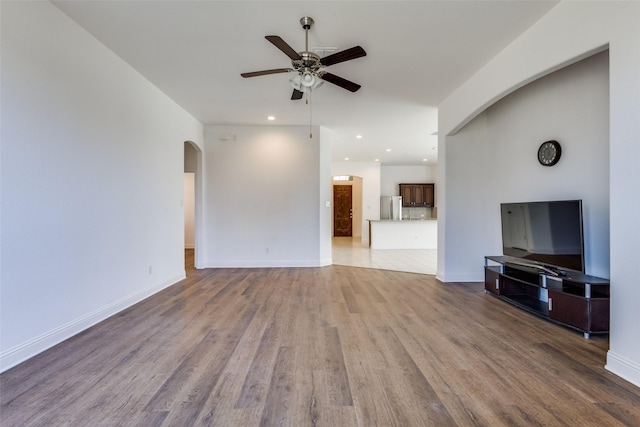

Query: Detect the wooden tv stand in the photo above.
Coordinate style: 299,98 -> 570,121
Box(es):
484,256 -> 609,338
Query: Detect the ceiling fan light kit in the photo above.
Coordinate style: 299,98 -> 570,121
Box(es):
290,71 -> 323,92
241,16 -> 366,98
301,72 -> 316,87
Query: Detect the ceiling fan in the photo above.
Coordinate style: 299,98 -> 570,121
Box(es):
241,17 -> 366,100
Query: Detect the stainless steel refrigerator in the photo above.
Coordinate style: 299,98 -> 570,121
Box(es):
380,196 -> 402,220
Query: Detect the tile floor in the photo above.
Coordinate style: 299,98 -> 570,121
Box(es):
331,237 -> 437,275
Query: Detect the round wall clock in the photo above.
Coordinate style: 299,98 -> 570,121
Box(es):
538,140 -> 562,166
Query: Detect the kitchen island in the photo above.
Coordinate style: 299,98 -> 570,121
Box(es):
368,219 -> 437,249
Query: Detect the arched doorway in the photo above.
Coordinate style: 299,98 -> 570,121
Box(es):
184,141 -> 202,270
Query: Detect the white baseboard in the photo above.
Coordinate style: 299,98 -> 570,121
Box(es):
319,257 -> 332,267
606,350 -> 640,388
0,273 -> 185,373
437,271 -> 484,283
204,259 -> 330,268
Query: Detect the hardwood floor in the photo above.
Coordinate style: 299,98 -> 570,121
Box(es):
2,250 -> 639,426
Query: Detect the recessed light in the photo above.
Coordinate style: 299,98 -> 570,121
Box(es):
356,135 -> 363,139
267,116 -> 275,121
386,148 -> 391,152
374,158 -> 380,162
423,158 -> 428,162
344,157 -> 349,161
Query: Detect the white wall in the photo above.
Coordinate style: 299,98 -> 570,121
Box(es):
0,1 -> 204,371
203,125 -> 331,267
351,177 -> 363,238
318,127 -> 333,262
437,1 -> 640,387
332,162 -> 381,244
442,113 -> 494,281
380,165 -> 436,196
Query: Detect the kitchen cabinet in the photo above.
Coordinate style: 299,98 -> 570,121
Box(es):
399,183 -> 434,207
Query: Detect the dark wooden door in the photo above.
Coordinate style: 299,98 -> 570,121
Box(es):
333,185 -> 352,237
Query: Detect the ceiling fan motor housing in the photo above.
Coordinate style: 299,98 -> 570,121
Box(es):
300,16 -> 314,30
293,52 -> 321,72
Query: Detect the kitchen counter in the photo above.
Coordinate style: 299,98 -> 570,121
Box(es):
368,219 -> 437,249
369,219 -> 437,222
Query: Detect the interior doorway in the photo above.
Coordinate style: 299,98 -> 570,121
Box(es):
184,141 -> 201,271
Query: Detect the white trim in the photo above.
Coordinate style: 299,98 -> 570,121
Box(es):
319,257 -> 332,267
606,351 -> 640,388
438,272 -> 484,283
204,259 -> 331,268
0,273 -> 185,373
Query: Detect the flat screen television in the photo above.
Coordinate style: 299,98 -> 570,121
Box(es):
501,200 -> 585,274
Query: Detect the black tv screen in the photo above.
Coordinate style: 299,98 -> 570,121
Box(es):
501,200 -> 585,273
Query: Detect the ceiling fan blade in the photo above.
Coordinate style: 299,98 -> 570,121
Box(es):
265,35 -> 302,60
320,46 -> 366,67
320,73 -> 361,92
291,89 -> 304,100
241,68 -> 292,78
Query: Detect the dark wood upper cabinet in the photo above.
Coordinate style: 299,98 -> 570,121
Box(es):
424,184 -> 434,207
400,185 -> 413,206
399,183 -> 435,207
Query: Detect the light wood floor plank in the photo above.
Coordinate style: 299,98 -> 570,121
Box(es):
258,346 -> 296,426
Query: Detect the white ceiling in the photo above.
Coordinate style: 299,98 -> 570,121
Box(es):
53,1 -> 558,165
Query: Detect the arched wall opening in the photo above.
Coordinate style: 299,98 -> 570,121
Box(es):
184,140 -> 203,269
